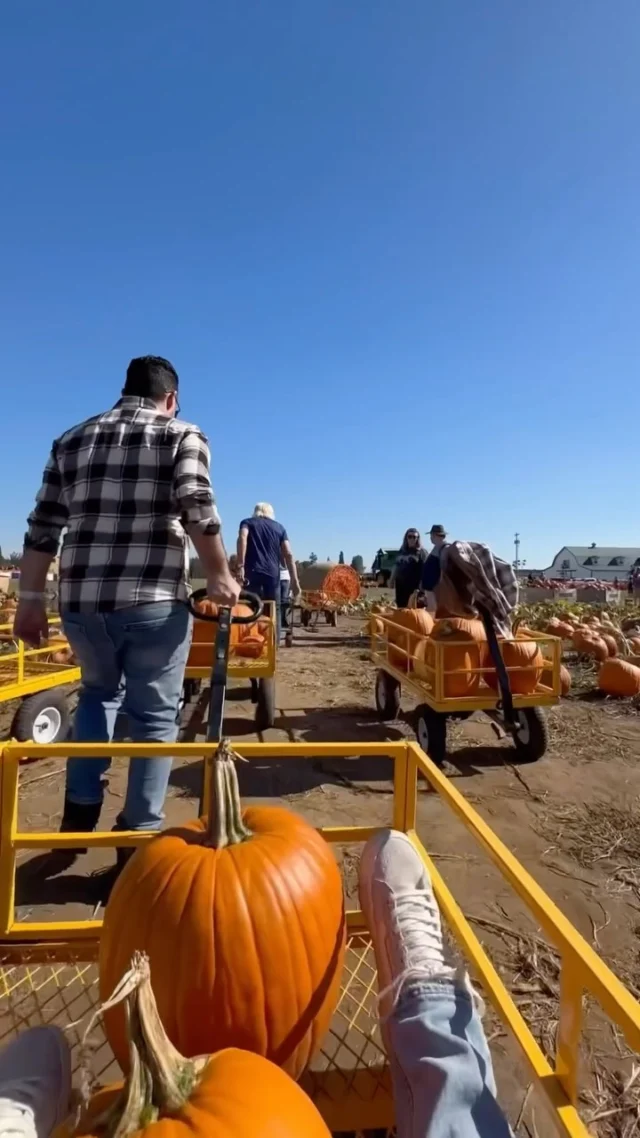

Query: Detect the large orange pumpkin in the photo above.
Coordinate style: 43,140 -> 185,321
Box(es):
598,659 -> 640,698
62,953 -> 330,1138
485,635 -> 543,695
99,741 -> 346,1080
415,618 -> 486,698
387,609 -> 434,672
600,634 -> 618,658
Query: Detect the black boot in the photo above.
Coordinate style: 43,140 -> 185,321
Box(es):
60,799 -> 103,854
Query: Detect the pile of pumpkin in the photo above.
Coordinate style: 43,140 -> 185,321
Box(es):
536,612 -> 640,699
369,608 -> 554,697
189,598 -> 271,662
64,740 -> 345,1138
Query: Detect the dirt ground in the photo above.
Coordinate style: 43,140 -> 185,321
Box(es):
3,615 -> 640,1136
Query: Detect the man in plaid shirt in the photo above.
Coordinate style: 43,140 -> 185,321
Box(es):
15,356 -> 239,860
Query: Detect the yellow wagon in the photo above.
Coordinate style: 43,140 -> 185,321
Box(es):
0,737 -> 639,1137
183,595 -> 277,731
370,612 -> 562,764
0,618 -> 80,743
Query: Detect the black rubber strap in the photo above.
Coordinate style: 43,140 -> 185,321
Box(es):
478,604 -> 516,730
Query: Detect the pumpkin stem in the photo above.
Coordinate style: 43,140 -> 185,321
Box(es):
205,738 -> 252,847
74,953 -> 204,1138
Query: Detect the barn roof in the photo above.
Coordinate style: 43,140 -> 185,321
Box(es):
551,546 -> 640,568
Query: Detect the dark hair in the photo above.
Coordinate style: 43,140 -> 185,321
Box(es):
400,528 -> 422,554
123,356 -> 179,400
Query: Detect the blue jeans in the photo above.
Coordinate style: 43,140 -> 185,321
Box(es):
61,602 -> 192,830
387,979 -> 512,1138
246,571 -> 281,646
280,577 -> 291,636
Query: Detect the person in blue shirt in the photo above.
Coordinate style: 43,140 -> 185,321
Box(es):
236,503 -> 300,644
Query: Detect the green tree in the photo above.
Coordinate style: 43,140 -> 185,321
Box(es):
339,551 -> 345,564
309,552 -> 318,564
351,555 -> 364,574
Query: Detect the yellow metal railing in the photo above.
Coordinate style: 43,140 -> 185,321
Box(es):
0,621 -> 81,700
1,738 -> 639,1136
369,614 -> 562,710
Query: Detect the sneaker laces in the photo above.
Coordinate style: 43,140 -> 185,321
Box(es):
376,888 -> 485,1019
377,888 -> 453,1016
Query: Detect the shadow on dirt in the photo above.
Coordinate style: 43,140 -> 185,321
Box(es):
170,703 -> 407,801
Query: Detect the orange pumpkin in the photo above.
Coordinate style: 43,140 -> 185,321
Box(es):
189,602 -> 259,665
600,634 -> 618,658
555,621 -> 575,639
368,615 -> 385,638
542,663 -> 571,696
99,740 -> 346,1080
598,659 -> 640,698
485,635 -> 543,695
63,953 -> 330,1138
387,609 -> 434,672
415,617 -> 486,697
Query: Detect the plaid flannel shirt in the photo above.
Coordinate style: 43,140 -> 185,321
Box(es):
25,397 -> 221,612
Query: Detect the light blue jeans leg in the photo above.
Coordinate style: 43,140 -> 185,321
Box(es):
117,602 -> 192,830
385,979 -> 513,1138
62,603 -> 192,830
61,612 -> 124,808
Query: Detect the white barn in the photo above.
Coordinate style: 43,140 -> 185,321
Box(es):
543,546 -> 640,582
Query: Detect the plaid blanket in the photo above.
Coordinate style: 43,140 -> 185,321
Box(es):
440,542 -> 518,637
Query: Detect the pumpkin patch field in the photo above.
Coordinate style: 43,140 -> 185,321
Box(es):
3,603 -> 640,1136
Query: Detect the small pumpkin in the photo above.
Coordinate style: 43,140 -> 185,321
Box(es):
100,740 -> 346,1080
415,617 -> 486,697
485,635 -> 543,695
61,953 -> 330,1138
598,659 -> 640,698
387,608 -> 434,672
541,663 -> 571,696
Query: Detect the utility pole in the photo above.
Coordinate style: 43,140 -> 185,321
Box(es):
514,532 -> 521,571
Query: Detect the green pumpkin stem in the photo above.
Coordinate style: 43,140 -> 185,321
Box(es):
77,953 -> 204,1138
205,738 -> 252,847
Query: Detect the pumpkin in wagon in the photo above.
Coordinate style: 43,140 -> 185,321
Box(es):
386,608 -> 434,672
414,617 -> 487,697
188,601 -> 263,665
60,952 -> 331,1138
484,634 -> 543,696
99,740 -> 346,1081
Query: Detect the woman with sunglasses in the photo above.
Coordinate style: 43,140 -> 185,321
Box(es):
390,528 -> 427,608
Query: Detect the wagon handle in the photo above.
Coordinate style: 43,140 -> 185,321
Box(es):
187,589 -> 262,623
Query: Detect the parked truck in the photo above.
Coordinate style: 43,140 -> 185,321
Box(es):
370,548 -> 400,587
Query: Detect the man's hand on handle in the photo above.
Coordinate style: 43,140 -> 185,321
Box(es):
206,570 -> 242,609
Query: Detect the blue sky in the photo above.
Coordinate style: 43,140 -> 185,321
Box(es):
2,1 -> 639,570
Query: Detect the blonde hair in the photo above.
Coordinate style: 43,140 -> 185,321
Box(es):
253,502 -> 275,519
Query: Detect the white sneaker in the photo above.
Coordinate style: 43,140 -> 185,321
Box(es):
359,829 -> 456,1018
0,1027 -> 71,1138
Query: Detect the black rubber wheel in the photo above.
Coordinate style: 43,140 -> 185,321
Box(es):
255,677 -> 276,731
301,609 -> 311,628
182,679 -> 202,705
512,706 -> 549,763
327,610 -> 337,627
11,689 -> 71,744
415,704 -> 447,766
374,669 -> 401,721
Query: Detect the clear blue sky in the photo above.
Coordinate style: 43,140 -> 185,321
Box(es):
2,1 -> 639,570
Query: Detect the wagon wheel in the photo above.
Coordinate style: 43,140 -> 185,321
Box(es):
512,707 -> 549,763
374,669 -> 401,721
415,704 -> 447,767
11,690 -> 71,744
255,677 -> 276,731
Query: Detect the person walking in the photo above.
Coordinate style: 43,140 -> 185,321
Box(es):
389,529 -> 427,608
236,504 -> 300,644
14,355 -> 239,864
